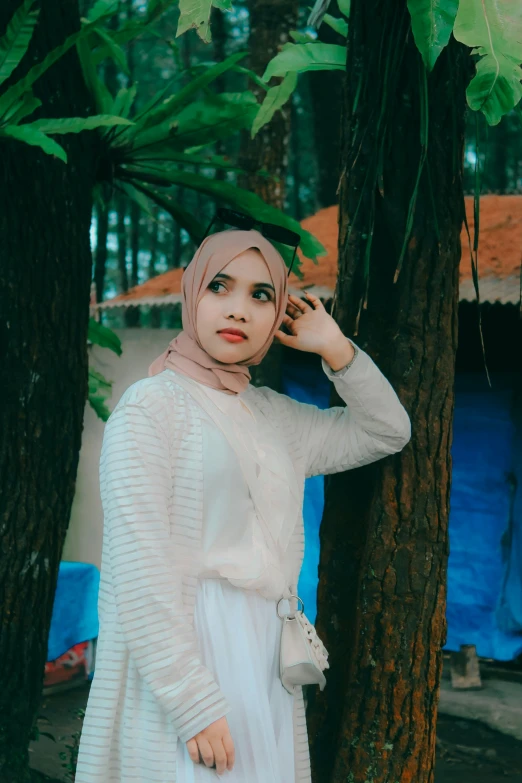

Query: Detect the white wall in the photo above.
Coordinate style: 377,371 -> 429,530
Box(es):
62,328 -> 181,570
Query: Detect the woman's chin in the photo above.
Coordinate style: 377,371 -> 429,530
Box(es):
207,340 -> 252,364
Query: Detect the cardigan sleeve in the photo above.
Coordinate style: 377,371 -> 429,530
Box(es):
261,341 -> 411,479
99,393 -> 231,744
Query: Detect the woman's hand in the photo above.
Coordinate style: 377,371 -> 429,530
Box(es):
274,292 -> 355,370
186,716 -> 235,775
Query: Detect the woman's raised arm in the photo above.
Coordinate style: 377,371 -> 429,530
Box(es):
259,343 -> 411,479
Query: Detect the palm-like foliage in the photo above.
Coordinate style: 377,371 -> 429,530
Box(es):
0,0 -> 133,162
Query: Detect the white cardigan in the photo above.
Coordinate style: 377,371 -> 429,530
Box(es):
75,343 -> 411,783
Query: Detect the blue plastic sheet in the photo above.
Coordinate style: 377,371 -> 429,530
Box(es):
47,561 -> 100,662
282,360 -> 522,660
446,373 -> 522,660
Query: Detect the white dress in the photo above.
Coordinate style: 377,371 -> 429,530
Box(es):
175,380 -> 296,782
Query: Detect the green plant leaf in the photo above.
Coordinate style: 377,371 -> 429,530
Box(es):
262,43 -> 346,81
177,0 -> 213,42
453,0 -> 522,124
0,24 -> 90,119
90,25 -> 129,74
85,0 -> 119,24
132,51 -> 248,133
322,14 -> 348,37
407,0 -> 459,71
128,147 -> 273,178
4,90 -> 41,125
251,72 -> 298,138
115,180 -> 157,218
121,179 -> 205,244
88,367 -> 113,421
132,92 -> 258,152
112,85 -> 138,118
121,164 -> 326,266
25,115 -> 133,134
338,0 -> 351,18
289,30 -> 317,44
1,124 -> 67,162
0,0 -> 39,85
76,36 -> 114,114
88,318 -> 122,355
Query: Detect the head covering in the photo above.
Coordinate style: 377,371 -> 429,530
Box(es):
148,228 -> 289,394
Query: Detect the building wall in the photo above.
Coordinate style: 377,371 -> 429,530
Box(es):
62,328 -> 181,569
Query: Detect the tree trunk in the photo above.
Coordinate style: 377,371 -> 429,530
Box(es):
0,1 -> 95,781
306,5 -> 470,783
238,0 -> 298,392
116,193 -> 129,291
124,200 -> 141,327
307,0 -> 345,209
94,202 -> 109,302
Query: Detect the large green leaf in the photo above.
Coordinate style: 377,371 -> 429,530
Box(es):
407,0 -> 459,71
121,179 -> 206,245
112,85 -> 138,119
76,36 -> 114,114
85,0 -> 119,24
263,43 -> 346,81
131,51 -> 248,133
128,147 -> 270,178
131,92 -> 258,153
0,0 -> 39,86
0,25 -> 90,119
90,25 -> 129,75
453,0 -> 522,124
25,115 -> 133,134
338,0 -> 351,18
322,14 -> 348,37
251,72 -> 298,138
177,0 -> 232,43
88,317 -> 122,355
4,90 -> 41,125
121,164 -> 326,267
88,367 -> 113,421
1,124 -> 67,162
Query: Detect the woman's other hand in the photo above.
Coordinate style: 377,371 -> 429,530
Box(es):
186,715 -> 235,775
274,291 -> 355,371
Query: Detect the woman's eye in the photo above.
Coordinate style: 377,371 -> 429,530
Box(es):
254,290 -> 273,302
209,281 -> 225,293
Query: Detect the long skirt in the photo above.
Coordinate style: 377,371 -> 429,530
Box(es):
176,577 -> 296,782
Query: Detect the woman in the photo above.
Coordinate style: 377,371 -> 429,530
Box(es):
75,225 -> 411,783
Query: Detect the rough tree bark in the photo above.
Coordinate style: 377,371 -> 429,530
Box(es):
238,0 -> 298,391
0,1 -> 96,781
306,4 -> 470,783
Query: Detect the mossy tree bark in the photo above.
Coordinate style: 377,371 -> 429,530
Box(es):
306,4 -> 470,782
0,1 -> 96,780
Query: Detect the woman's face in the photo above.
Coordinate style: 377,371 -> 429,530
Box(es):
196,248 -> 278,363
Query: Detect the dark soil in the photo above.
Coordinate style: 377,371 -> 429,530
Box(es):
29,682 -> 522,782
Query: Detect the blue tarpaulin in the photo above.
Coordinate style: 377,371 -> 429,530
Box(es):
47,561 -> 100,662
282,358 -> 522,661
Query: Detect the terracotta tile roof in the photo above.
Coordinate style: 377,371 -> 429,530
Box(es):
96,195 -> 521,309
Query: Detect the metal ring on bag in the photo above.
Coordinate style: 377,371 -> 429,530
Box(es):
276,593 -> 304,619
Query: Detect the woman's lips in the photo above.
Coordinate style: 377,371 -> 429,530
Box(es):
219,333 -> 247,343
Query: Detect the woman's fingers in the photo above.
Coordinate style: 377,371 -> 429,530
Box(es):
196,736 -> 215,768
287,293 -> 310,312
222,731 -> 236,771
186,738 -> 199,764
210,738 -> 228,775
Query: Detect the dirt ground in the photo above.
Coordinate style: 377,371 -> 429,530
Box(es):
29,680 -> 522,783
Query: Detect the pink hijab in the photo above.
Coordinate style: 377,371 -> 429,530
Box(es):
147,228 -> 289,394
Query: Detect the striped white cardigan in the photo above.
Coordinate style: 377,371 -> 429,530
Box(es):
75,344 -> 411,783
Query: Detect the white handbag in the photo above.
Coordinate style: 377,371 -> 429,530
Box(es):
277,594 -> 330,695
